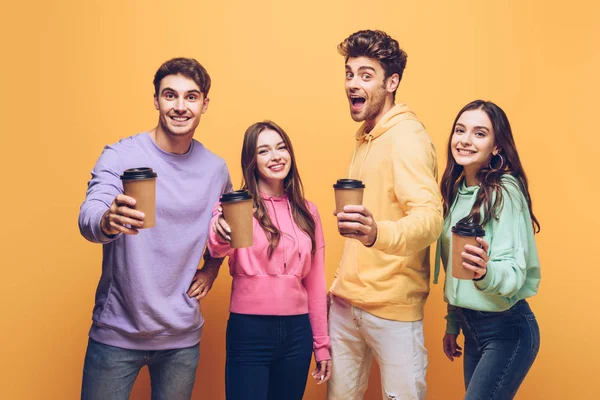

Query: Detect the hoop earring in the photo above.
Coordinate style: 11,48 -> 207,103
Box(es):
489,153 -> 505,171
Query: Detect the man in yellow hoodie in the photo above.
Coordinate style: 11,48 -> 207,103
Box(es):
328,30 -> 444,400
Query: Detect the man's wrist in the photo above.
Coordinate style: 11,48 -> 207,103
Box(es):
100,211 -> 117,238
364,224 -> 378,247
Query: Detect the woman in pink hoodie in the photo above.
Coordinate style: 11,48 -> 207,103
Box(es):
208,121 -> 331,400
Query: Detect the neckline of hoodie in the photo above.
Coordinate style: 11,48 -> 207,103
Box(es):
259,191 -> 288,201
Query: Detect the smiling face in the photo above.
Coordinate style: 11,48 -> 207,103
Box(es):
153,73 -> 209,138
345,56 -> 398,129
255,129 -> 292,186
451,108 -> 499,177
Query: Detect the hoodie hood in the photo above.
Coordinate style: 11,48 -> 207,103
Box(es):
349,103 -> 419,179
355,103 -> 418,142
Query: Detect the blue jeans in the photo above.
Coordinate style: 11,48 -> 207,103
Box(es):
225,313 -> 313,400
457,299 -> 540,400
81,338 -> 200,400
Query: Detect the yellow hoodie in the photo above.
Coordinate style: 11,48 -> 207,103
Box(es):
330,104 -> 444,321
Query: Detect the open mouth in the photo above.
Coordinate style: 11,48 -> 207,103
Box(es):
269,164 -> 285,172
456,148 -> 476,155
170,116 -> 190,123
350,95 -> 366,111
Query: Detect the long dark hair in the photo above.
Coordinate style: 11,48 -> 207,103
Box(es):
240,121 -> 316,257
440,100 -> 540,233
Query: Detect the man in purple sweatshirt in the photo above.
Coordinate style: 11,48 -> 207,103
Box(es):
78,58 -> 231,400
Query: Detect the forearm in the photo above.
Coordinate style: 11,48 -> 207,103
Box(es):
201,250 -> 225,274
304,246 -> 331,362
373,206 -> 443,256
78,201 -> 119,244
474,250 -> 527,298
206,214 -> 233,258
445,304 -> 461,335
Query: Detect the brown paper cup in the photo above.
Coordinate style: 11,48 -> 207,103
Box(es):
451,233 -> 479,279
221,195 -> 254,248
121,168 -> 157,229
334,188 -> 365,214
333,179 -> 366,235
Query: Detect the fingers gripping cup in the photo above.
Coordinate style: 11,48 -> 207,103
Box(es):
220,190 -> 254,249
120,168 -> 158,229
333,179 -> 365,234
451,222 -> 485,280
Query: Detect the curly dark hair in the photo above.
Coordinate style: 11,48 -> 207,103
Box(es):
153,57 -> 211,97
338,30 -> 408,97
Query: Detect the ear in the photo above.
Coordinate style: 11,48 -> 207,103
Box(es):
154,93 -> 159,110
386,73 -> 400,94
492,146 -> 501,156
201,97 -> 210,114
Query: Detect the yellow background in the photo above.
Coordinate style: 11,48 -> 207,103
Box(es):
1,0 -> 599,398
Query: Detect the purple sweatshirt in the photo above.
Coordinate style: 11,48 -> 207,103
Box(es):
78,132 -> 231,350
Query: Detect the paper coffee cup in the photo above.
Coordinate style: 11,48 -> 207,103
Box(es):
120,168 -> 158,229
220,190 -> 254,249
451,222 -> 485,280
333,179 -> 365,234
333,179 -> 365,214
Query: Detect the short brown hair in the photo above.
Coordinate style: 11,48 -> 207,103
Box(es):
338,30 -> 408,95
153,57 -> 211,97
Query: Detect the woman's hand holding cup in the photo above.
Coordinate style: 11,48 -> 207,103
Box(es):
461,237 -> 489,279
213,206 -> 232,242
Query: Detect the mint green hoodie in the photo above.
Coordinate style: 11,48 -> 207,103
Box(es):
433,175 -> 541,334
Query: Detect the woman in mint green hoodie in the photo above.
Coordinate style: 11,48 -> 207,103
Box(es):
434,100 -> 541,399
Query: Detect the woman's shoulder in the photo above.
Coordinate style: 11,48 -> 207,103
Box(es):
499,174 -> 527,211
304,199 -> 319,214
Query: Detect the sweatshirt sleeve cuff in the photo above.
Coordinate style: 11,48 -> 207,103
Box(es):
372,220 -> 394,252
92,210 -> 122,244
314,347 -> 331,363
474,262 -> 495,291
445,320 -> 461,335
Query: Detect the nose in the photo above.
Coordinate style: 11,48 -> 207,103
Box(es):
271,150 -> 282,161
459,133 -> 472,146
174,97 -> 186,113
346,75 -> 360,91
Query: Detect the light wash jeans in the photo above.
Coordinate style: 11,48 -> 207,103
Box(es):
81,338 -> 200,400
327,296 -> 427,400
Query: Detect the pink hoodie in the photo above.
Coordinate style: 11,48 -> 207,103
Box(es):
207,192 -> 331,362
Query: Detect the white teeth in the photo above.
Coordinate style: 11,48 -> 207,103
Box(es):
457,148 -> 475,154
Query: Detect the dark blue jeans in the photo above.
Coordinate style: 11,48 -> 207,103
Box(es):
457,299 -> 540,400
81,338 -> 200,400
225,313 -> 313,400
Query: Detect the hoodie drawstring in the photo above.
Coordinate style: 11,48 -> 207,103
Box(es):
286,199 -> 302,261
268,197 -> 287,269
434,183 -> 481,300
268,196 -> 302,270
348,134 -> 374,179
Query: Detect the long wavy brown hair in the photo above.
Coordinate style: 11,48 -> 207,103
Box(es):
440,100 -> 540,233
240,121 -> 316,257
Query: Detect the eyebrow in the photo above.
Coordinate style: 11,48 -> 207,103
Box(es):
345,65 -> 377,73
160,87 -> 202,95
256,141 -> 285,150
455,123 -> 490,132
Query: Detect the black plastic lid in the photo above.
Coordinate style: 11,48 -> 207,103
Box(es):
120,167 -> 157,180
333,179 -> 365,189
220,190 -> 253,203
451,222 -> 485,237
